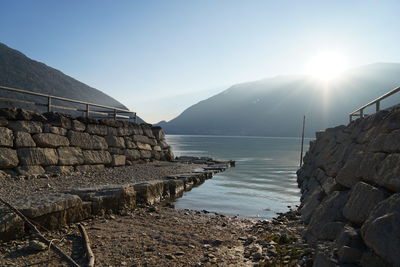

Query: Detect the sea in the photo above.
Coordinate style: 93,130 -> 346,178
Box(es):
166,135 -> 310,219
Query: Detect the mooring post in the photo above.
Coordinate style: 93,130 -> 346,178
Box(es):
300,115 -> 306,167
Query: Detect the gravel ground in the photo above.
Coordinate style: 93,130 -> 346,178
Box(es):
0,206 -> 313,267
0,162 -> 203,204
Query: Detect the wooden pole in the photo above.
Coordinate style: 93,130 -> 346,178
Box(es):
300,115 -> 306,167
78,223 -> 95,267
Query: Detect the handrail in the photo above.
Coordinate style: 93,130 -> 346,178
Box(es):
0,85 -> 137,122
349,85 -> 400,122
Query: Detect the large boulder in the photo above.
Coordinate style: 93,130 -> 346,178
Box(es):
343,182 -> 389,225
110,155 -> 126,166
33,133 -> 70,148
0,127 -> 13,147
0,148 -> 18,168
375,153 -> 400,192
136,142 -> 152,151
305,190 -> 350,243
361,193 -> 400,266
335,153 -> 363,188
17,148 -> 58,166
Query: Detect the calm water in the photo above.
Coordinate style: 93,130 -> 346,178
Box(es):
166,135 -> 309,219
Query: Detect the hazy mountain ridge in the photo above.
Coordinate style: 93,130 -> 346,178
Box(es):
159,63 -> 400,137
0,42 -> 129,115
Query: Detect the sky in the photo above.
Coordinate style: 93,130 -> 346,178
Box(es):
1,0 -> 399,123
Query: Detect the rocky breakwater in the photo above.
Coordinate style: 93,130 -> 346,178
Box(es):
297,105 -> 400,267
0,107 -> 174,177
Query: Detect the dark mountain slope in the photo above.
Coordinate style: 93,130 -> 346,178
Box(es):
0,42 -> 133,118
159,63 -> 400,137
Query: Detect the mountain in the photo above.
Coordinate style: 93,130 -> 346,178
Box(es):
0,42 -> 139,120
159,63 -> 400,137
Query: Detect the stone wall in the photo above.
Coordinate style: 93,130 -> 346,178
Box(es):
297,105 -> 400,266
0,108 -> 174,177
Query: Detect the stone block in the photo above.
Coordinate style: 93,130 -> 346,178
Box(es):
72,120 -> 86,131
0,117 -> 8,127
17,148 -> 58,166
33,133 -> 70,148
68,185 -> 136,215
110,155 -> 126,166
105,135 -> 125,148
124,137 -> 137,149
43,112 -> 71,129
163,149 -> 174,161
136,142 -> 152,151
337,246 -> 363,264
45,166 -> 74,174
0,108 -> 18,120
361,193 -> 400,266
356,152 -> 386,184
86,124 -> 108,136
343,182 -> 389,225
43,125 -> 67,136
82,150 -> 112,164
14,131 -> 36,147
75,164 -> 105,172
0,212 -> 25,241
16,165 -> 45,176
57,147 -> 84,165
13,193 -> 82,218
132,135 -> 150,144
141,124 -> 155,138
151,150 -> 162,160
8,121 -> 42,133
0,148 -> 18,168
0,127 -> 13,147
166,179 -> 185,197
140,150 -> 152,159
67,131 -> 108,150
151,126 -> 165,140
153,145 -> 162,152
108,147 -> 125,155
134,180 -> 164,205
125,149 -> 140,161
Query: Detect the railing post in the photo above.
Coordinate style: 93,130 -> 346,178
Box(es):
349,114 -> 352,123
47,96 -> 52,112
86,104 -> 90,117
134,113 -> 137,123
113,109 -> 117,120
376,101 -> 380,112
360,109 -> 364,119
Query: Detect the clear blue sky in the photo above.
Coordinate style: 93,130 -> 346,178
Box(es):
1,0 -> 399,122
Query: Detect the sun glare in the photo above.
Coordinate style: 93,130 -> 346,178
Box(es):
306,50 -> 347,82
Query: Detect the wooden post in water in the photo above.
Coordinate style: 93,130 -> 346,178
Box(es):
299,115 -> 306,167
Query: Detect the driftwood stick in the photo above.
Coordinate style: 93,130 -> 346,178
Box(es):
0,197 -> 80,267
77,223 -> 95,267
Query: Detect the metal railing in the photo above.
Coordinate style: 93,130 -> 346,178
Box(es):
349,85 -> 400,122
0,85 -> 137,122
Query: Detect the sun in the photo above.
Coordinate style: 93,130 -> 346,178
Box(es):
306,50 -> 347,82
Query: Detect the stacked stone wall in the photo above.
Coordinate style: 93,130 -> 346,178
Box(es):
297,105 -> 400,266
0,108 -> 174,177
